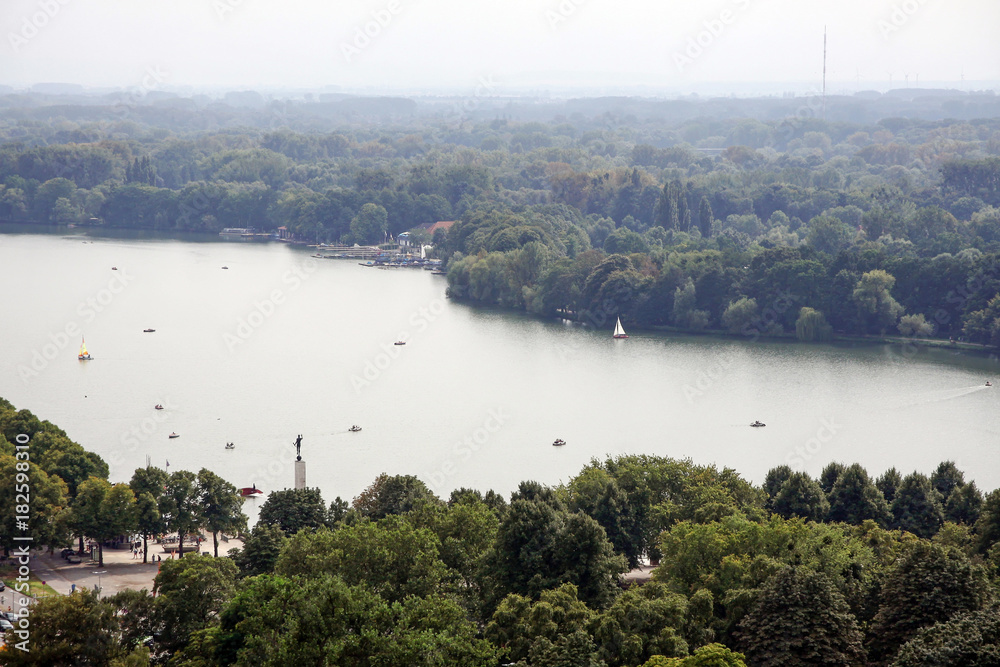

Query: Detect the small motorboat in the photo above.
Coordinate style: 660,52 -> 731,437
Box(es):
750,421 -> 766,428
111,267 -> 117,270
221,266 -> 229,270
987,381 -> 993,387
225,442 -> 235,450
143,328 -> 155,333
349,425 -> 362,432
168,432 -> 180,438
394,341 -> 406,346
552,439 -> 566,446
154,404 -> 164,410
240,485 -> 263,497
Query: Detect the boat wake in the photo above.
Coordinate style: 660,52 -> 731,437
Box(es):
886,385 -> 991,410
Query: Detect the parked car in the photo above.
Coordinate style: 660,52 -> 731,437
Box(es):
0,581 -> 5,591
60,548 -> 75,559
0,611 -> 14,623
0,619 -> 14,633
66,554 -> 82,564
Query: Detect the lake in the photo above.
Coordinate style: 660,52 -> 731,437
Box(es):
2,226 -> 999,518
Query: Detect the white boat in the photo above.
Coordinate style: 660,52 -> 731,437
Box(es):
78,337 -> 92,360
613,317 -> 629,339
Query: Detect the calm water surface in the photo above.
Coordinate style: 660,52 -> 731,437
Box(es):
2,227 -> 999,515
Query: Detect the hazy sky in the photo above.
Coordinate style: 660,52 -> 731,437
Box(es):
2,0 -> 998,94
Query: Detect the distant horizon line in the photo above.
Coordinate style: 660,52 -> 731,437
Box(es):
2,79 -> 998,100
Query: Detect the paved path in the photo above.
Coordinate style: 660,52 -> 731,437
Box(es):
29,537 -> 244,600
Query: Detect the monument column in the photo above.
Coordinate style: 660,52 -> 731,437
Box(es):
293,434 -> 306,490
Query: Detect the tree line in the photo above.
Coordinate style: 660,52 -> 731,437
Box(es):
2,398 -> 1000,666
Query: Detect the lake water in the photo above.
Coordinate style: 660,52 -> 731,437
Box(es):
2,227 -> 999,518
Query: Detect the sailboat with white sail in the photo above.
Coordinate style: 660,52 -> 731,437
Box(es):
78,337 -> 92,360
613,317 -> 628,339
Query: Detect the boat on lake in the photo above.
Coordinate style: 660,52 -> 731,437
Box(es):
143,328 -> 155,332
240,485 -> 263,497
349,425 -> 362,432
168,432 -> 180,438
613,317 -> 628,339
154,404 -> 163,410
553,438 -> 566,446
78,338 -> 92,360
750,421 -> 766,427
394,341 -> 406,346
225,442 -> 235,450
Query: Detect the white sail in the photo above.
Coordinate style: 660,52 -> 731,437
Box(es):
613,317 -> 626,337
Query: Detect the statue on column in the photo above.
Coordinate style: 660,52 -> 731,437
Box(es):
294,434 -> 303,461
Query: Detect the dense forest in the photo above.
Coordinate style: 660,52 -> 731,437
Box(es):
3,396 -> 1000,666
1,90 -> 999,344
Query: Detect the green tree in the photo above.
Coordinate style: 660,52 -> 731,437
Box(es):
772,472 -> 830,522
152,555 -> 239,657
0,590 -> 125,666
256,487 -> 328,536
0,455 -> 69,555
349,202 -> 388,244
205,574 -> 497,667
485,583 -> 597,665
890,472 -> 944,539
876,468 -> 903,504
827,463 -> 890,526
721,297 -> 759,334
973,489 -> 1000,555
891,601 -> 1000,667
898,313 -> 934,337
484,498 -> 627,611
852,270 -> 905,334
929,461 -> 965,503
161,470 -> 202,557
819,462 -> 845,494
130,466 -> 168,564
698,197 -> 714,238
944,482 -> 982,526
592,581 -> 690,666
351,473 -> 442,519
795,307 -> 833,342
72,478 -> 137,566
274,516 -> 452,602
867,542 -> 991,662
737,567 -> 866,667
230,523 -> 287,578
197,468 -> 246,557
762,465 -> 793,508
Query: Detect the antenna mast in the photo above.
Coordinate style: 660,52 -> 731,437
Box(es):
822,26 -> 827,121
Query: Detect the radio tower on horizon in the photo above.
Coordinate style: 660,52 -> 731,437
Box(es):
822,26 -> 827,121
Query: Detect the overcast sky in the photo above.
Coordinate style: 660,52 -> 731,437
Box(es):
1,0 -> 998,95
